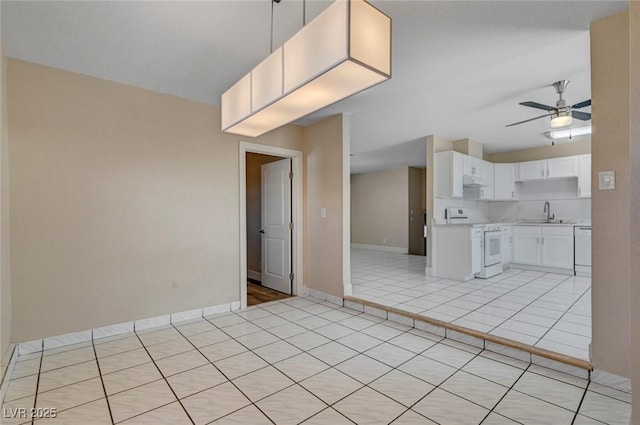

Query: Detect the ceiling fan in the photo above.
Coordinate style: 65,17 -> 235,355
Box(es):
506,80 -> 591,129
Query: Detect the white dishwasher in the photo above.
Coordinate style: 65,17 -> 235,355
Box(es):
574,226 -> 592,277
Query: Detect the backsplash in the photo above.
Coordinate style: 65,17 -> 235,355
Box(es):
433,197 -> 591,223
489,198 -> 591,222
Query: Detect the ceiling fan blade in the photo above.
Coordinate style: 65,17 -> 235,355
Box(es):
519,101 -> 555,111
572,110 -> 592,121
572,99 -> 591,109
506,113 -> 554,127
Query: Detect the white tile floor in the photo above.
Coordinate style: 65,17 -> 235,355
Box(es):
1,295 -> 629,424
351,248 -> 592,360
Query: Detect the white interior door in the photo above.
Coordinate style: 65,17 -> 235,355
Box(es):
261,158 -> 292,294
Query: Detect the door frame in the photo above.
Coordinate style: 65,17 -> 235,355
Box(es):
239,142 -> 303,308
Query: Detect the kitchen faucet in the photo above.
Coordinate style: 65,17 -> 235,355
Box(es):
543,201 -> 554,223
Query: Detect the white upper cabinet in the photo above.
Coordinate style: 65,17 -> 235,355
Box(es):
478,160 -> 494,200
493,163 -> 517,200
435,150 -> 464,198
546,156 -> 579,179
517,157 -> 578,181
517,160 -> 547,181
578,154 -> 592,198
463,155 -> 481,177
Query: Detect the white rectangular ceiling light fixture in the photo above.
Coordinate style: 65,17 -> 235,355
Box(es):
544,125 -> 592,140
221,0 -> 391,138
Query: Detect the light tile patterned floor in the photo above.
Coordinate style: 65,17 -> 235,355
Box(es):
351,248 -> 592,360
1,296 -> 629,424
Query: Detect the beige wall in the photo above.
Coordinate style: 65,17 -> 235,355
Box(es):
590,11 -> 630,378
485,140 -> 591,163
408,167 -> 424,255
0,40 -> 11,365
303,115 -> 346,298
453,139 -> 483,159
628,1 -> 639,421
245,153 -> 283,277
351,167 -> 409,250
7,59 -> 304,342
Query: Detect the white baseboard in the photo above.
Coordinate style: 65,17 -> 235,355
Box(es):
17,299 -> 241,355
509,264 -> 574,275
591,369 -> 631,393
247,270 -> 261,281
308,288 -> 344,306
351,243 -> 408,253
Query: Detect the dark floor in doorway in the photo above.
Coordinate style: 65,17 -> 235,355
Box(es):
247,280 -> 292,306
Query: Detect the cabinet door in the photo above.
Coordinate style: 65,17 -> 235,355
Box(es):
451,152 -> 464,198
541,227 -> 574,269
546,156 -> 578,178
463,155 -> 480,176
517,160 -> 546,181
512,226 -> 541,265
435,151 -> 464,198
501,234 -> 512,265
578,154 -> 591,198
471,234 -> 482,274
479,160 -> 494,200
494,164 -> 516,200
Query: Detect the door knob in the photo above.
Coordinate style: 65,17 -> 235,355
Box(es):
259,229 -> 265,234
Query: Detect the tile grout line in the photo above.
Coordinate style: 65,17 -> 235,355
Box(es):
170,322 -> 280,425
476,361 -> 532,424
132,330 -> 197,425
91,334 -> 116,425
570,383 -> 591,425
533,283 -> 592,348
27,341 -> 44,425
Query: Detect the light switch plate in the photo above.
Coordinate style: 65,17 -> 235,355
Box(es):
598,171 -> 616,190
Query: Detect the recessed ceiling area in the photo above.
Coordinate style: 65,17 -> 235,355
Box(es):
1,0 -> 628,173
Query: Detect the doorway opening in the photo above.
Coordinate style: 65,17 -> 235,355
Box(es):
239,142 -> 303,308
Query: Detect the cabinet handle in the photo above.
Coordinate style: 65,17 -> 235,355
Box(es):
536,237 -> 539,244
511,191 -> 514,199
546,169 -> 549,177
542,237 -> 545,245
541,169 -> 544,177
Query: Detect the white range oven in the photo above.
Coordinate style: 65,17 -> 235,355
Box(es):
444,208 -> 504,279
477,223 -> 504,279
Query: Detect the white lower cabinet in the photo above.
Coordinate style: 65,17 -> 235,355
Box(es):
512,225 -> 574,270
540,227 -> 575,269
513,226 -> 541,265
501,225 -> 512,265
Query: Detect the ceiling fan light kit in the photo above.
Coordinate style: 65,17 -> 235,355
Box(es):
506,80 -> 591,129
221,0 -> 391,138
550,110 -> 573,128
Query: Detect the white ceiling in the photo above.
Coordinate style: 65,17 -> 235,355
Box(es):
1,1 -> 628,174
